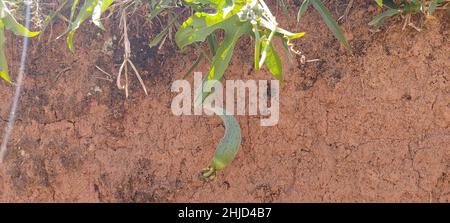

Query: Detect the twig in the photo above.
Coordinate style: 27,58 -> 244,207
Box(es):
95,65 -> 113,80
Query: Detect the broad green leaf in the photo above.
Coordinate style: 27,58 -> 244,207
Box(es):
310,0 -> 350,50
206,18 -> 251,82
175,11 -> 234,49
92,0 -> 114,29
297,0 -> 310,22
175,0 -> 250,49
195,16 -> 252,103
368,8 -> 400,26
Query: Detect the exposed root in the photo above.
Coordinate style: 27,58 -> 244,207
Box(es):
116,8 -> 148,98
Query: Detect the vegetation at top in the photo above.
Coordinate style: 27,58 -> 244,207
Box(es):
0,0 -> 448,179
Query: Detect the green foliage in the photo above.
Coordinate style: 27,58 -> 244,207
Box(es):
368,7 -> 400,26
369,0 -> 449,27
64,0 -> 114,51
147,0 -> 182,49
0,0 -> 39,83
296,0 -> 350,50
176,0 -> 304,86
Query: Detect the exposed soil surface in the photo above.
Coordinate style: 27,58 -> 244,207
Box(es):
0,2 -> 448,202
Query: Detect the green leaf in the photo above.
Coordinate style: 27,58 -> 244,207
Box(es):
259,28 -> 276,68
92,0 -> 114,29
428,0 -> 446,15
206,18 -> 251,82
175,0 -> 249,49
195,17 -> 252,103
66,0 -> 100,51
175,11 -> 234,49
0,25 -> 10,83
375,0 -> 383,7
264,39 -> 283,81
368,8 -> 400,26
0,71 -> 9,82
0,4 -> 39,37
0,2 -> 40,83
382,0 -> 398,9
297,0 -> 310,22
284,31 -> 305,40
205,22 -> 249,87
310,0 -> 350,50
70,0 -> 80,22
403,0 -> 422,13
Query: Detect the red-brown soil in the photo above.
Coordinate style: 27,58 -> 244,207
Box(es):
0,2 -> 448,202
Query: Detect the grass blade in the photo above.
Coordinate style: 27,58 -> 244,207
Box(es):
368,8 -> 400,26
297,0 -> 310,22
310,0 -> 350,50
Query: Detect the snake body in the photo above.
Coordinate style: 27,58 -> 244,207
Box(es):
200,105 -> 242,180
